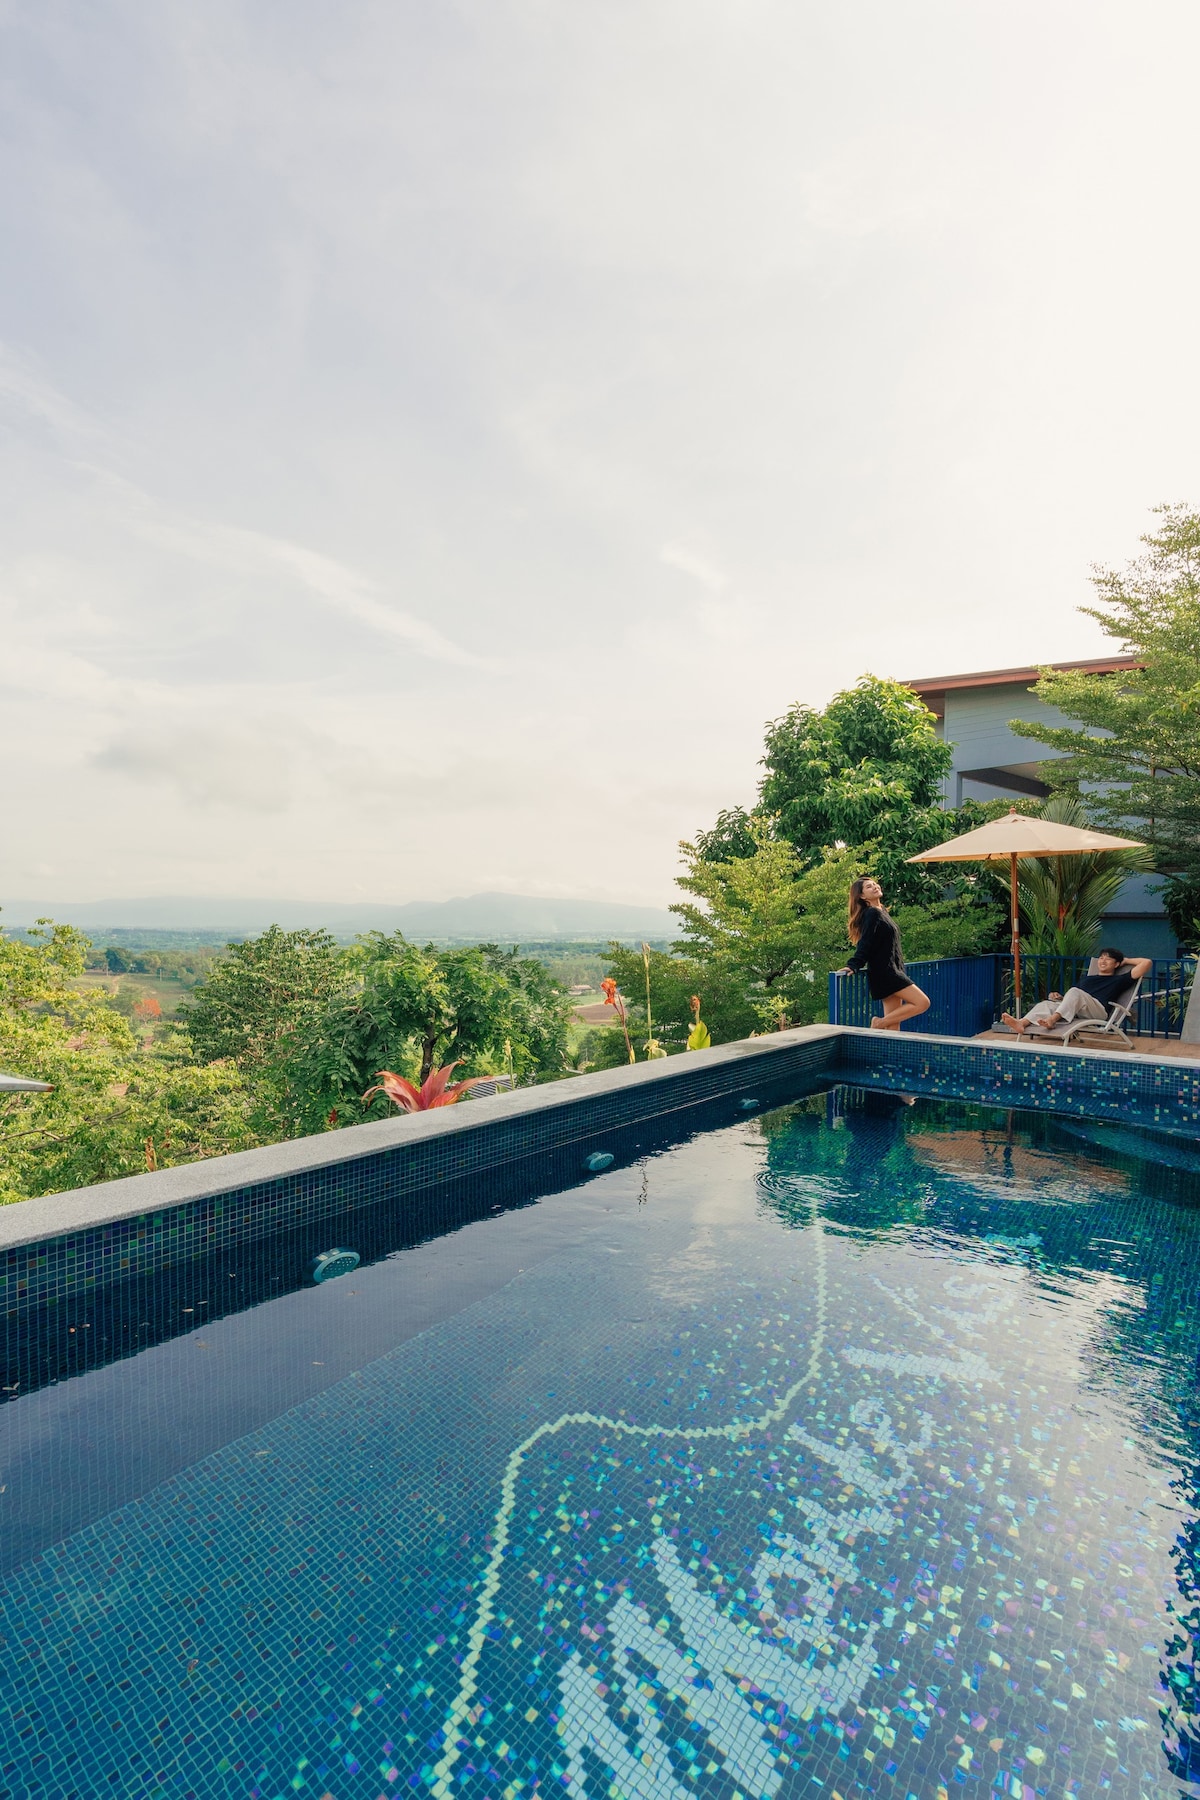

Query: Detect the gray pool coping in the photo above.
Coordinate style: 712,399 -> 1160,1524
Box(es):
0,1024 -> 844,1254
3,1020 -> 1199,1259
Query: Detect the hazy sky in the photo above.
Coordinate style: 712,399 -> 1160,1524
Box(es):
3,0 -> 1199,906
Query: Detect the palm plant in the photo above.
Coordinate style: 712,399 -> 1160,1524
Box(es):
994,792 -> 1152,955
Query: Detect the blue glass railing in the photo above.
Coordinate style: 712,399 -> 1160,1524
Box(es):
827,955 -> 1003,1038
828,954 -> 1196,1039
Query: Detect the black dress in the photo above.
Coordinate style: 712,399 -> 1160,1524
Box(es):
846,907 -> 911,1000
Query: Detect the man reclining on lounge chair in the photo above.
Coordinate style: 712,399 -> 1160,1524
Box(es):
1001,947 -> 1151,1036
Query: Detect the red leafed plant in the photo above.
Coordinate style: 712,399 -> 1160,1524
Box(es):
362,1062 -> 487,1112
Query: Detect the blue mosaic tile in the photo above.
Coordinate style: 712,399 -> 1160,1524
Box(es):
0,1088 -> 1198,1799
0,1038 -> 839,1316
835,1031 -> 1200,1134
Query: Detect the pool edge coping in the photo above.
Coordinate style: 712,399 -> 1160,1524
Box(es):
4,1021 -> 1200,1259
0,1025 -> 844,1254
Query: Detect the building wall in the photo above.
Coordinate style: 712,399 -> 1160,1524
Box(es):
931,681 -> 1176,957
940,682 -> 1077,803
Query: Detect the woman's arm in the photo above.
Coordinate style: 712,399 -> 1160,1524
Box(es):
842,908 -> 877,974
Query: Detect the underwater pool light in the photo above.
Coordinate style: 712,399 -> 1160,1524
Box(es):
312,1248 -> 361,1283
584,1151 -> 615,1172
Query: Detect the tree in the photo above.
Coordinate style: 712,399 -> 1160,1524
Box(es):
1012,504 -> 1200,937
692,676 -> 1006,918
180,926 -> 348,1066
179,926 -> 351,1134
670,830 -> 996,1032
0,923 -> 256,1203
672,835 -> 864,1028
757,676 -> 955,902
693,805 -> 759,864
185,929 -> 573,1138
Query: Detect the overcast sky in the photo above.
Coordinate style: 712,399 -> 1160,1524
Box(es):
3,0 -> 1199,907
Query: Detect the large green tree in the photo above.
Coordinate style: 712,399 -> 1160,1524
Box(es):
183,927 -> 572,1138
1,923 -> 257,1202
179,926 -> 348,1066
673,836 -> 857,1028
758,676 -> 951,870
287,936 -> 571,1132
179,926 -> 351,1136
1013,504 -> 1200,937
696,675 -> 1005,914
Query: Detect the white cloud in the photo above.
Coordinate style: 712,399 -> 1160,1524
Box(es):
0,0 -> 1191,905
260,539 -> 484,667
660,544 -> 728,593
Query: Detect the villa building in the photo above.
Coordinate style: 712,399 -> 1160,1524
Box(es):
903,658 -> 1177,958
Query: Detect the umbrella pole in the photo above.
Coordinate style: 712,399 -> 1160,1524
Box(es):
1010,852 -> 1021,1013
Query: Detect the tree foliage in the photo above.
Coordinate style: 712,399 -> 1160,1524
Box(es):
668,831 -> 994,1033
281,937 -> 570,1134
693,676 -> 1009,924
1012,504 -> 1200,935
181,929 -> 571,1139
693,805 -> 759,864
0,923 -> 257,1203
179,926 -> 348,1068
178,926 -> 351,1136
601,944 -> 760,1050
756,676 -> 957,903
0,918 -> 573,1198
672,836 -> 864,1029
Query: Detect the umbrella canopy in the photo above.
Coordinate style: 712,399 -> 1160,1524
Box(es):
907,809 -> 1146,1010
907,810 -> 1145,863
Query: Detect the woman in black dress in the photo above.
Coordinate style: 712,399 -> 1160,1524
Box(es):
835,876 -> 931,1030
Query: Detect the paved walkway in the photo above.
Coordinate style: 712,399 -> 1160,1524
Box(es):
975,1028 -> 1200,1060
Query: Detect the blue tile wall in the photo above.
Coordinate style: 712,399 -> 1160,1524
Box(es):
836,1030 -> 1200,1130
8,1029 -> 1200,1326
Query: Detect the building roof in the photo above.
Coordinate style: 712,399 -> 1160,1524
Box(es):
903,656 -> 1140,717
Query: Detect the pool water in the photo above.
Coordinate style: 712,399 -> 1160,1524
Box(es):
3,1086 -> 1200,1800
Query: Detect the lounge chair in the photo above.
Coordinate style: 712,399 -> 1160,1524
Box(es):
1021,958 -> 1144,1051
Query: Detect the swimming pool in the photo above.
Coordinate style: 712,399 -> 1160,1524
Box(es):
2,1079 -> 1200,1800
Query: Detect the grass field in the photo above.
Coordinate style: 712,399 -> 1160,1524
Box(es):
73,969 -> 200,1038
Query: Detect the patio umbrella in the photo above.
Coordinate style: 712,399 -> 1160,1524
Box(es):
907,810 -> 1145,1011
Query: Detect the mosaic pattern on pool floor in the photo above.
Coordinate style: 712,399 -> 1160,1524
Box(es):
2,1090 -> 1200,1799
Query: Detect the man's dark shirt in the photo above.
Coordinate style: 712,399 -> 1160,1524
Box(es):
1079,967 -> 1136,1008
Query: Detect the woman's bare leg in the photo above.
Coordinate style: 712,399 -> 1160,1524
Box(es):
871,986 -> 931,1030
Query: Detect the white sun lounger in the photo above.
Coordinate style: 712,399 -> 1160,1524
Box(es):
1020,958 -> 1143,1050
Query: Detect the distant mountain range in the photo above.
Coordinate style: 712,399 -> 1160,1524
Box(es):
2,891 -> 676,940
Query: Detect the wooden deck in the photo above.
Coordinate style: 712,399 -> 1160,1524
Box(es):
975,1029 -> 1200,1060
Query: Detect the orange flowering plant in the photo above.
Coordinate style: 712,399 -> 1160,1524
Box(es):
599,977 -> 636,1065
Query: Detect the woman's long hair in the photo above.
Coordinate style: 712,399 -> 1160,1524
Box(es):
847,876 -> 883,945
